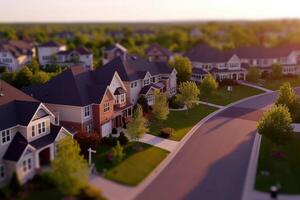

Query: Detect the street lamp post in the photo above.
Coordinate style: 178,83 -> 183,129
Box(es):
88,147 -> 96,166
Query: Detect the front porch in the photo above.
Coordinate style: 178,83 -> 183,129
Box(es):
112,104 -> 133,130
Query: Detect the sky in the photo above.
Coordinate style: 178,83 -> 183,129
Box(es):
1,0 -> 300,22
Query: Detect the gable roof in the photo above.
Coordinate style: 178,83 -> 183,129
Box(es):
38,41 -> 63,48
104,43 -> 127,52
99,55 -> 173,82
184,44 -> 235,63
0,81 -> 41,130
145,44 -> 173,57
57,47 -> 92,56
24,66 -> 116,107
0,40 -> 33,57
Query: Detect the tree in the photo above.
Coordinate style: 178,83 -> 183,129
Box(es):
247,66 -> 260,82
32,71 -> 50,84
28,59 -> 40,73
168,55 -> 192,83
14,67 -> 33,88
9,172 -> 21,194
51,137 -> 89,196
200,73 -> 218,98
272,63 -> 283,79
176,81 -> 200,110
257,105 -> 294,146
112,141 -> 125,163
127,104 -> 148,141
137,96 -> 149,113
152,91 -> 169,126
276,82 -> 300,121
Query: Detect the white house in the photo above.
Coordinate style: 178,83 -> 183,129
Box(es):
37,41 -> 93,70
0,40 -> 35,72
0,80 -> 72,186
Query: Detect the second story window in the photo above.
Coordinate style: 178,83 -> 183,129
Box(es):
131,81 -> 137,88
104,102 -> 110,113
143,79 -> 150,86
1,129 -> 10,144
151,77 -> 156,83
38,122 -> 46,135
84,105 -> 91,118
31,126 -> 35,137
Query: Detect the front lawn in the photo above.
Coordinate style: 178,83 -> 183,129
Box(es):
22,189 -> 63,200
199,85 -> 264,106
255,135 -> 300,194
256,77 -> 300,91
94,142 -> 168,186
149,104 -> 217,141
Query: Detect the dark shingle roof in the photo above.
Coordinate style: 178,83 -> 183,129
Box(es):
30,124 -> 62,149
24,66 -> 112,107
38,41 -> 62,47
57,47 -> 91,56
184,44 -> 234,63
0,40 -> 33,57
3,132 -> 28,161
145,44 -> 173,57
192,68 -> 208,75
140,84 -> 161,95
114,87 -> 126,95
99,56 -> 174,82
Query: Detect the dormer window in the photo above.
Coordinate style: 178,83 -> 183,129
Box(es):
1,129 -> 10,144
38,122 -> 46,135
151,77 -> 156,83
31,126 -> 36,137
84,105 -> 91,118
143,79 -> 150,86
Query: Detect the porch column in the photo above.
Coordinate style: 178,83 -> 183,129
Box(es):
50,145 -> 55,160
35,151 -> 40,169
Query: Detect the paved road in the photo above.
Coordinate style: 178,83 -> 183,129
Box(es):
135,90 -> 295,200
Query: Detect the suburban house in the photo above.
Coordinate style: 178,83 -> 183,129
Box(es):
37,41 -> 93,70
102,43 -> 128,65
0,40 -> 35,72
230,44 -> 300,75
100,55 -> 177,106
24,66 -> 132,138
184,44 -> 247,83
0,80 -> 72,185
145,44 -> 174,62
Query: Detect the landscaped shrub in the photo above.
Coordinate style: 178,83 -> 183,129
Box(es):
9,172 -> 21,194
284,73 -> 298,79
75,132 -> 101,157
118,132 -> 129,146
261,71 -> 270,79
112,128 -> 118,135
168,96 -> 184,109
0,66 -> 7,74
30,173 -> 55,189
160,128 -> 174,138
137,96 -> 150,113
78,185 -> 104,200
102,135 -> 118,146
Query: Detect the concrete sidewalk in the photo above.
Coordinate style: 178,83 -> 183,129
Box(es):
238,80 -> 273,93
197,101 -> 224,109
139,133 -> 179,152
292,123 -> 300,132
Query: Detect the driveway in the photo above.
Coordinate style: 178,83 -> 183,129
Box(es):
135,90 -> 292,200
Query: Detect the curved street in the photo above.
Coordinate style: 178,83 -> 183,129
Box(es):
136,89 -> 300,200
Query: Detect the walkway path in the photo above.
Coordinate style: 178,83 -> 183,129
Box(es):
197,101 -> 225,109
139,133 -> 179,152
238,80 -> 273,93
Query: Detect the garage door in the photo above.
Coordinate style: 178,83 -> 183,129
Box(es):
101,121 -> 112,137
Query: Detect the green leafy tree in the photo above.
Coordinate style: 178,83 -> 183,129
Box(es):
200,73 -> 218,98
51,137 -> 89,196
272,63 -> 283,79
112,141 -> 125,163
169,55 -> 192,83
137,96 -> 149,113
247,66 -> 260,83
152,91 -> 170,126
257,105 -> 294,146
14,67 -> 33,88
32,71 -> 50,84
276,82 -> 300,121
176,81 -> 200,110
28,59 -> 40,73
1,72 -> 16,85
127,104 -> 148,141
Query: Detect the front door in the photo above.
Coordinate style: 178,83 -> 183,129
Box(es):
39,147 -> 51,167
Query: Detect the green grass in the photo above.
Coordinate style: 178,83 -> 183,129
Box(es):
256,77 -> 300,91
255,135 -> 300,194
149,104 -> 217,141
199,85 -> 263,106
94,142 -> 168,186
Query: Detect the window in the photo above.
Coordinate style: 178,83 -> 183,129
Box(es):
22,158 -> 32,173
104,102 -> 110,113
151,77 -> 156,83
84,105 -> 91,118
143,79 -> 150,86
120,94 -> 125,103
1,129 -> 10,144
31,126 -> 35,137
0,164 -> 4,179
130,81 -> 137,88
38,122 -> 46,135
86,124 -> 93,134
2,58 -> 12,63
